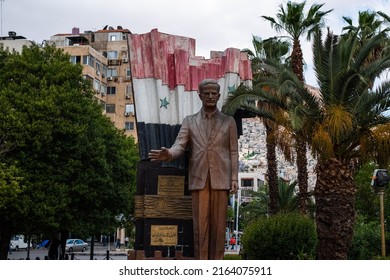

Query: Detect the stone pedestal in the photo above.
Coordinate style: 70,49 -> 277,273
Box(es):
133,160 -> 194,259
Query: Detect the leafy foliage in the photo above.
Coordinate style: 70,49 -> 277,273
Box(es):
348,215 -> 383,259
0,163 -> 24,210
241,212 -> 317,259
0,44 -> 139,258
226,8 -> 390,259
239,179 -> 302,229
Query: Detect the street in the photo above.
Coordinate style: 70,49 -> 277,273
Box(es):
7,243 -> 240,260
7,244 -> 128,260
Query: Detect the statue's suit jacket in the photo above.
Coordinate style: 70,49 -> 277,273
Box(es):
168,109 -> 238,191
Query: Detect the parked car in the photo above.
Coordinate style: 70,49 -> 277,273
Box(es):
65,239 -> 88,253
10,235 -> 30,251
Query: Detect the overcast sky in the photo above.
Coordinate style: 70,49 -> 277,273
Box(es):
2,0 -> 390,86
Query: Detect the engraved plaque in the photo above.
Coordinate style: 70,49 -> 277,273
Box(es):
150,225 -> 178,246
158,175 -> 185,196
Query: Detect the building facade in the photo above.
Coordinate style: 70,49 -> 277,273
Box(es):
238,172 -> 265,204
49,26 -> 137,140
0,31 -> 33,52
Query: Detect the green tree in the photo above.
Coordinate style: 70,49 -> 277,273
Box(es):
0,44 -> 139,259
342,10 -> 390,84
262,1 -> 332,214
238,36 -> 291,215
354,162 -> 390,234
342,10 -> 385,42
239,189 -> 269,229
354,163 -> 379,221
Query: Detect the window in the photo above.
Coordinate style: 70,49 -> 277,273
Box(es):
109,32 -> 121,42
93,79 -> 100,91
95,60 -> 101,72
241,178 -> 254,187
125,122 -> 135,130
100,84 -> 107,95
126,68 -> 131,77
107,68 -> 118,77
82,55 -> 94,67
102,65 -> 108,78
105,104 -> 115,113
70,56 -> 81,64
125,104 -> 134,114
107,87 -> 116,95
107,51 -> 118,59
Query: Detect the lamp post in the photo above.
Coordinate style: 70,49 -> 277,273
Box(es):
371,169 -> 389,258
235,189 -> 241,251
378,188 -> 386,258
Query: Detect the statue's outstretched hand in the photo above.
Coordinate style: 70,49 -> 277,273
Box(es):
148,147 -> 171,161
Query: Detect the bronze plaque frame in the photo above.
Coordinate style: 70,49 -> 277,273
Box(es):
150,225 -> 178,246
157,175 -> 185,196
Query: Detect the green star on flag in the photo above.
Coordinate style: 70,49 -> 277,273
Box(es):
228,84 -> 236,93
160,97 -> 170,109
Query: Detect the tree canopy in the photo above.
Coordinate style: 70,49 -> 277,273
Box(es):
0,44 -> 139,259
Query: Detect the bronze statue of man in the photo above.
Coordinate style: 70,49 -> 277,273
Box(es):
149,79 -> 238,260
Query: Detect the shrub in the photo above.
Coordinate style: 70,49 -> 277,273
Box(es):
241,212 -> 316,259
224,254 -> 242,260
348,216 -> 382,259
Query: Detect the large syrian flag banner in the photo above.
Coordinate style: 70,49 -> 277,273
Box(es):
128,28 -> 252,167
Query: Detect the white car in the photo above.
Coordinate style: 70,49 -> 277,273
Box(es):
65,239 -> 88,253
10,235 -> 29,251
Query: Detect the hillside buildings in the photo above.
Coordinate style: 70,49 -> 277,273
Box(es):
238,118 -> 317,200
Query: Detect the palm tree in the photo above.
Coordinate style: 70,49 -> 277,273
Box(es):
245,36 -> 290,84
342,10 -> 390,74
343,10 -> 384,37
238,36 -> 291,215
311,29 -> 390,259
239,179 -> 299,228
227,27 -> 390,259
277,179 -> 299,212
262,1 -> 333,215
239,189 -> 269,228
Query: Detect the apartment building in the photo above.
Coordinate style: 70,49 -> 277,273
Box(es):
238,172 -> 265,204
49,26 -> 137,139
0,31 -> 33,52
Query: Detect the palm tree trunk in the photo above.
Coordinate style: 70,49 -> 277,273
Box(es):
265,123 -> 278,215
314,158 -> 356,259
291,40 -> 309,215
296,138 -> 309,214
